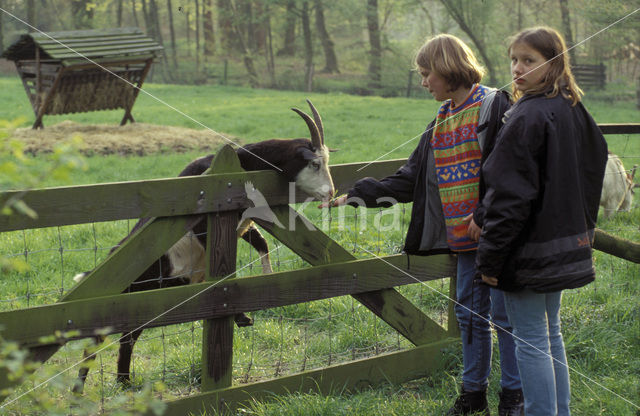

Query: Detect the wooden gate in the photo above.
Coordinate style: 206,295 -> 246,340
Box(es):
0,148 -> 460,414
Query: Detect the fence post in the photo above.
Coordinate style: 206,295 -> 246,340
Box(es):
201,145 -> 242,393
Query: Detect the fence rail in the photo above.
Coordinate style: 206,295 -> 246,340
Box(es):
1,124 -> 639,413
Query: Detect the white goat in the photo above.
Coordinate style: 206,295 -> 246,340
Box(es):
600,152 -> 637,218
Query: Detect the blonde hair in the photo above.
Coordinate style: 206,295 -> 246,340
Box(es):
415,34 -> 485,91
509,26 -> 583,105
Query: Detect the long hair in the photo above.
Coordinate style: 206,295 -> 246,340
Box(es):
415,34 -> 485,91
509,26 -> 583,105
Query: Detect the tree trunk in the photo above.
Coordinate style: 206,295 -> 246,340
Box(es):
558,0 -> 576,63
438,0 -> 497,86
278,0 -> 296,56
302,1 -> 314,91
131,0 -> 140,27
27,0 -> 36,31
0,0 -> 4,54
252,0 -> 268,54
203,0 -> 215,58
264,4 -> 277,87
217,0 -> 235,54
226,0 -> 260,87
314,0 -> 339,73
149,0 -> 163,44
167,0 -> 178,68
141,0 -> 153,38
116,0 -> 123,26
185,8 -> 191,56
195,0 -> 201,70
242,1 -> 256,52
366,0 -> 382,89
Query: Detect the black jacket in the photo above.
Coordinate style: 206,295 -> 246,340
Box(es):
476,93 -> 608,292
347,89 -> 511,255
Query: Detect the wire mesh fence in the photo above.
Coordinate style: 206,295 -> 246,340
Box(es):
1,129 -> 639,412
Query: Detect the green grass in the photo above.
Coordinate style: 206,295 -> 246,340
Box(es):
1,77 -> 639,415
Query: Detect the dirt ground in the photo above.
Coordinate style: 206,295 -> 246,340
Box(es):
9,120 -> 234,156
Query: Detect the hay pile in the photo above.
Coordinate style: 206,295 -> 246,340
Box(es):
10,120 -> 236,155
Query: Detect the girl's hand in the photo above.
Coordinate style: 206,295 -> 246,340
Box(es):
482,274 -> 498,286
463,213 -> 482,241
318,194 -> 348,209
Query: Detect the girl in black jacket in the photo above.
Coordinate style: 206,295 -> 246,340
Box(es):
324,34 -> 523,416
477,27 -> 608,416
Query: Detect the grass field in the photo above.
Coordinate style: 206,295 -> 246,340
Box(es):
1,76 -> 639,415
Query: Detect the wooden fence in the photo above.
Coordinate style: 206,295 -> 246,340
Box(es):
0,147 -> 459,414
1,123 -> 639,414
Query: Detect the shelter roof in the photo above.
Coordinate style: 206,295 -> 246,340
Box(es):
1,27 -> 163,66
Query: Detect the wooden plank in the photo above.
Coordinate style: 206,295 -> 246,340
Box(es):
202,145 -> 242,392
0,254 -> 454,347
0,172 -> 278,232
598,123 -> 640,135
330,159 -> 405,196
63,214 -> 204,301
0,160 -> 406,232
154,338 -> 457,415
255,206 -> 453,346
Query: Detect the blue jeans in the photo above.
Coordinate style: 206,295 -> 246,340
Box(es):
455,252 -> 521,392
504,289 -> 571,416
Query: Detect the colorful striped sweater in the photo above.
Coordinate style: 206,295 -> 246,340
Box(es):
430,84 -> 488,252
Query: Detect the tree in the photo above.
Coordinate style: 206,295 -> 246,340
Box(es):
558,0 -> 575,63
131,0 -> 140,27
203,0 -> 215,58
217,0 -> 236,54
27,0 -> 36,31
71,0 -> 95,29
116,0 -> 123,26
314,0 -> 339,73
167,0 -> 178,68
438,0 -> 498,86
0,0 -> 4,54
277,0 -> 296,56
366,0 -> 382,89
301,0 -> 314,91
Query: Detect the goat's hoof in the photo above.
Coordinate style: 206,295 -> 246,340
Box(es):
234,313 -> 254,327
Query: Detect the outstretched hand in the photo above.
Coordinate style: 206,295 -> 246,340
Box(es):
318,194 -> 348,209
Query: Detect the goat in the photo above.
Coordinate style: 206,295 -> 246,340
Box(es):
600,152 -> 637,218
72,100 -> 335,393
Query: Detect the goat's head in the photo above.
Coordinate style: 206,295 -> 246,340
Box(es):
289,100 -> 336,202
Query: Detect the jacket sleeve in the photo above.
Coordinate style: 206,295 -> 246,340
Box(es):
346,127 -> 431,208
476,112 -> 542,280
473,90 -> 511,226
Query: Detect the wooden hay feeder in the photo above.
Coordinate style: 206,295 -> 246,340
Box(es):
1,27 -> 163,129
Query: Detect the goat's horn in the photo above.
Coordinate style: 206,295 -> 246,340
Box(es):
306,99 -> 324,146
291,107 -> 323,150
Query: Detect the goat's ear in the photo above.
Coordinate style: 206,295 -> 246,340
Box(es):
328,148 -> 339,152
297,146 -> 319,161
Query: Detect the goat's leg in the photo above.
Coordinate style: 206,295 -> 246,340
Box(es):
73,335 -> 105,394
117,329 -> 143,386
241,224 -> 273,274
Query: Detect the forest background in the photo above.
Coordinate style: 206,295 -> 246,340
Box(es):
0,0 -> 639,98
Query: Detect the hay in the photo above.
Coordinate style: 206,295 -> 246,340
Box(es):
10,121 -> 237,156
